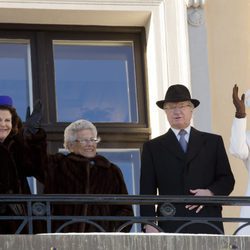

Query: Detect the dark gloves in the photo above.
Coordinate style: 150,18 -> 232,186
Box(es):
232,84 -> 246,118
24,100 -> 42,135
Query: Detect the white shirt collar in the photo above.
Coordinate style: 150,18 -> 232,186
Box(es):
171,126 -> 191,141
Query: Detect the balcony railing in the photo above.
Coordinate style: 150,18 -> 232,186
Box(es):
0,195 -> 250,234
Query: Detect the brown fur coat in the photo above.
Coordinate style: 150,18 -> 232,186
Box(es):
0,130 -> 44,233
43,151 -> 133,233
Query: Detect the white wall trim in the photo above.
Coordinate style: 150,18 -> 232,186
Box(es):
186,0 -> 206,8
0,0 -> 163,9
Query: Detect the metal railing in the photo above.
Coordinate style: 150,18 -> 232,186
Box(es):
0,194 -> 250,234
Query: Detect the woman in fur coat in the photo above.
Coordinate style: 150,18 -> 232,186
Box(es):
42,119 -> 133,233
0,96 -> 43,234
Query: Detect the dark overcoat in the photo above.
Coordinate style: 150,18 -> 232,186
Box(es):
140,127 -> 235,234
43,152 -> 133,233
0,131 -> 44,233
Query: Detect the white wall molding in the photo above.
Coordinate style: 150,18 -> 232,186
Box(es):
186,0 -> 206,8
188,8 -> 204,26
0,0 -> 163,8
186,1 -> 212,132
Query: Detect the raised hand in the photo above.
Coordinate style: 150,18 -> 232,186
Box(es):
24,100 -> 42,135
233,84 -> 246,118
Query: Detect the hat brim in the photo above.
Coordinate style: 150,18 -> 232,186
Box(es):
156,98 -> 200,109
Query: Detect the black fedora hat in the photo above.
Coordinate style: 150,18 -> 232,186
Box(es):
156,84 -> 200,109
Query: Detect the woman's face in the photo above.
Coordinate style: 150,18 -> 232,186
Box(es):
0,109 -> 12,142
70,129 -> 97,158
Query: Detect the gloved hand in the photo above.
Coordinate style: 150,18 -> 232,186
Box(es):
24,100 -> 42,135
232,84 -> 246,118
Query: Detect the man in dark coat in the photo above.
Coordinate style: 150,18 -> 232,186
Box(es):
140,84 -> 235,234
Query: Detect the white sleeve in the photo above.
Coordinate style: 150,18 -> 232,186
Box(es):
229,117 -> 249,160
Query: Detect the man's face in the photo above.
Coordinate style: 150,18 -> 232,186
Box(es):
163,101 -> 194,129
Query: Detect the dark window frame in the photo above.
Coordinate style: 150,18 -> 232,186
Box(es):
0,24 -> 150,152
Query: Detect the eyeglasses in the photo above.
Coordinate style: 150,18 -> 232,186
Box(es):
75,137 -> 101,145
164,103 -> 192,112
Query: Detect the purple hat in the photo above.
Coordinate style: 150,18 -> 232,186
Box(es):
0,95 -> 13,107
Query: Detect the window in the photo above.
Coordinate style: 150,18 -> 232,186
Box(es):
98,149 -> 140,195
0,39 -> 33,120
53,41 -> 138,123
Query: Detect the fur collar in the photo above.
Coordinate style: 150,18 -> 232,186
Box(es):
66,153 -> 111,168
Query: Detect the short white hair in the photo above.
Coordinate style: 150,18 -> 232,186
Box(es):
63,119 -> 97,150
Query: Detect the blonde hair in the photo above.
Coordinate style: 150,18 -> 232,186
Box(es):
63,119 -> 97,150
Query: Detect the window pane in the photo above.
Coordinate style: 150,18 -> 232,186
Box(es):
53,41 -> 138,123
0,40 -> 32,120
97,149 -> 140,195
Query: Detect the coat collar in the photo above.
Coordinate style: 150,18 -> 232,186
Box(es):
186,127 -> 206,163
66,153 -> 111,168
160,127 -> 205,162
160,129 -> 185,159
